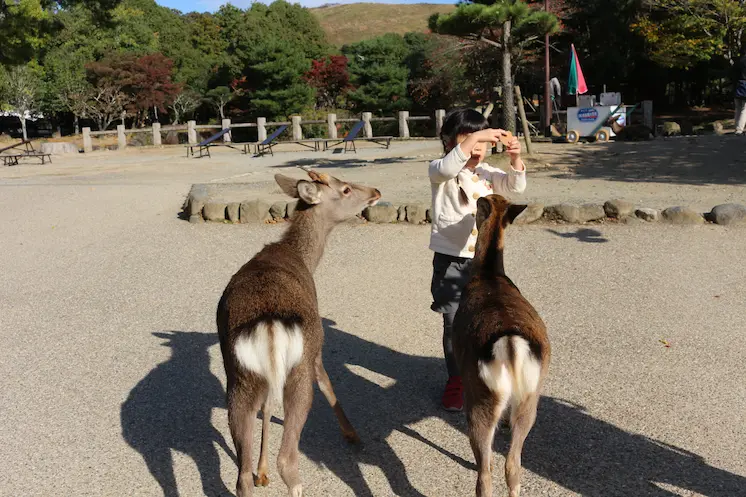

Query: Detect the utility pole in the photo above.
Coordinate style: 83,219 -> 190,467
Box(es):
544,0 -> 551,137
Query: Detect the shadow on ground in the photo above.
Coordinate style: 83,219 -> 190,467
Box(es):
122,324 -> 746,497
546,228 -> 609,243
546,135 -> 746,186
273,156 -> 425,170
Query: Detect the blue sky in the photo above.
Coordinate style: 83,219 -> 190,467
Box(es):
156,0 -> 454,14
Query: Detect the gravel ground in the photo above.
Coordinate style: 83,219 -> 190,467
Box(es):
1,142 -> 745,497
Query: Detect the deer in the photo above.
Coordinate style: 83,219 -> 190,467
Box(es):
607,114 -> 654,141
216,170 -> 381,497
452,194 -> 551,497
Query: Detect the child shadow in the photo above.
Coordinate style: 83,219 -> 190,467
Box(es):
121,331 -> 233,497
299,319 -> 746,497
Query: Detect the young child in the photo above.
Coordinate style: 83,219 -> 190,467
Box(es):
429,108 -> 526,411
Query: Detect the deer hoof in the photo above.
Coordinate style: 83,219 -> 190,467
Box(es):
254,473 -> 270,487
343,430 -> 361,445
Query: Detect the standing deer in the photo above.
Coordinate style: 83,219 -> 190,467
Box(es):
452,194 -> 551,497
217,170 -> 381,497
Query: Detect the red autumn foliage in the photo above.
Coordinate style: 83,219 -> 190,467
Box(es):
303,55 -> 352,108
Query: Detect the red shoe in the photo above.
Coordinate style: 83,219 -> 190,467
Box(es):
441,376 -> 464,411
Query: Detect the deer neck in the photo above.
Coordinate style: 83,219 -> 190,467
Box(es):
472,217 -> 506,279
280,206 -> 333,273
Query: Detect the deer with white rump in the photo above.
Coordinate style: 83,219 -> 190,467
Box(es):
217,170 -> 381,497
452,194 -> 551,497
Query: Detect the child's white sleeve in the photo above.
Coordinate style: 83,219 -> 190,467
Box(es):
489,166 -> 526,194
429,145 -> 469,183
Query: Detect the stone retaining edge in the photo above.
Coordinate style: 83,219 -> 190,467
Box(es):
183,193 -> 746,227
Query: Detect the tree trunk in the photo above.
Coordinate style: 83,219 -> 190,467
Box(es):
154,106 -> 159,122
20,118 -> 28,141
74,115 -> 80,135
501,19 -> 516,133
219,104 -> 225,120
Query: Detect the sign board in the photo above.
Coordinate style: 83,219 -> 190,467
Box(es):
577,108 -> 599,122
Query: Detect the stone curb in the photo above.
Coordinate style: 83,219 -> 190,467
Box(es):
182,191 -> 746,227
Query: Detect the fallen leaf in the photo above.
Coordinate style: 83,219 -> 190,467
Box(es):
659,339 -> 671,348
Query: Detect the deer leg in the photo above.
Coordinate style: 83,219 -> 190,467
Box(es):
314,352 -> 360,444
504,392 -> 539,497
467,402 -> 499,497
277,366 -> 313,497
228,386 -> 262,497
254,397 -> 272,487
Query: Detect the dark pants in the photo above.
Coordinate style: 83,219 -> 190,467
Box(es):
430,252 -> 473,377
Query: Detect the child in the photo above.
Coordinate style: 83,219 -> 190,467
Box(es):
429,108 -> 526,411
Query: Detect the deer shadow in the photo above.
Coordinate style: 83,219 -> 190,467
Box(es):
121,331 -> 233,497
297,318 -> 746,497
546,227 -> 609,243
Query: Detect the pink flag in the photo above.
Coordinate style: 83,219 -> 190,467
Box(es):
568,44 -> 588,95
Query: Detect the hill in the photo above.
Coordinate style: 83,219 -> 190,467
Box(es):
311,3 -> 456,47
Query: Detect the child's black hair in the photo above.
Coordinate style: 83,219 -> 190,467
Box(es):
440,108 -> 490,152
439,108 -> 489,206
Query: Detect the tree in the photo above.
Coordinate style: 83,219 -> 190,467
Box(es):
85,58 -> 131,130
1,64 -> 42,141
205,86 -> 235,120
170,89 -> 201,124
304,55 -> 352,109
343,34 -> 412,115
128,53 -> 180,122
632,0 -> 746,69
430,0 -> 558,132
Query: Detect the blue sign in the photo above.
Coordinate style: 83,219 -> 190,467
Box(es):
577,108 -> 599,122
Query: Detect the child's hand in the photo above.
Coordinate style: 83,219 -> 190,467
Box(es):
473,129 -> 504,145
504,135 -> 521,157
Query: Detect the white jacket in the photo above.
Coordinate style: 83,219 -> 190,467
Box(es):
429,144 -> 526,258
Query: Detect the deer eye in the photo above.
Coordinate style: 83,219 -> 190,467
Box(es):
342,186 -> 352,195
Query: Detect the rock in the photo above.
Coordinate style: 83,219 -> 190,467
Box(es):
662,122 -> 681,136
545,203 -> 604,223
578,204 -> 606,222
187,185 -> 209,216
40,142 -> 79,154
363,202 -> 398,223
398,205 -> 407,222
544,204 -> 580,223
513,203 -> 544,225
227,202 -> 240,223
635,208 -> 660,222
713,121 -> 725,136
661,206 -> 704,224
604,199 -> 635,218
406,204 -> 427,224
270,201 -> 287,220
621,215 -> 642,225
240,200 -> 272,223
708,203 -> 746,225
203,202 -> 227,222
345,215 -> 366,225
165,131 -> 179,145
286,200 -> 299,219
188,214 -> 203,224
426,209 -> 432,223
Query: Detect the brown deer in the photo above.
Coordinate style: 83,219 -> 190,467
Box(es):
607,114 -> 653,141
217,170 -> 381,497
452,194 -> 551,497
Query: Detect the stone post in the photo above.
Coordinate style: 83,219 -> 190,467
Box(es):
435,109 -> 446,138
117,124 -> 126,150
257,117 -> 267,142
642,100 -> 654,133
327,113 -> 337,139
82,127 -> 92,153
362,112 -> 373,138
222,118 -> 231,142
291,116 -> 303,140
398,111 -> 410,138
187,120 -> 197,145
152,123 -> 162,146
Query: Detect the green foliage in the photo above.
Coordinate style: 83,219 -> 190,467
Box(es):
343,34 -> 412,115
632,0 -> 746,69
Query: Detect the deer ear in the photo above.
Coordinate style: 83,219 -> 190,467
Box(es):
475,197 -> 492,230
504,204 -> 528,226
297,180 -> 322,205
275,174 -> 300,198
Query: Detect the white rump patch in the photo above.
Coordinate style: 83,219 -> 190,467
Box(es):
478,335 -> 541,405
234,321 -> 304,403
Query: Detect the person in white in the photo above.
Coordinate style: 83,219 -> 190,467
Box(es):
428,108 -> 526,411
734,47 -> 746,135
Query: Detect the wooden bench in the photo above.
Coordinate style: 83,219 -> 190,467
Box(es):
1,140 -> 52,166
255,125 -> 289,157
325,121 -> 393,153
